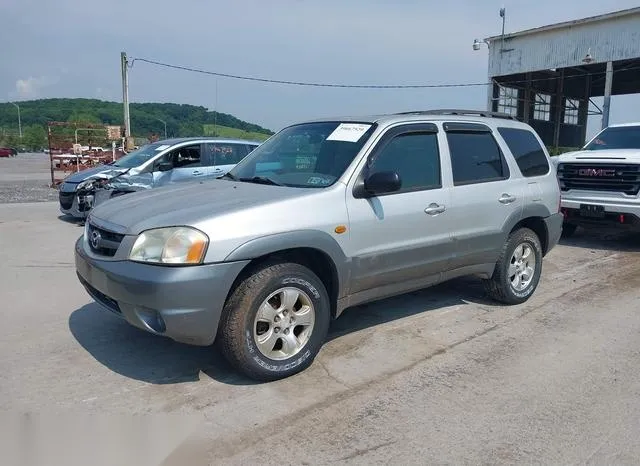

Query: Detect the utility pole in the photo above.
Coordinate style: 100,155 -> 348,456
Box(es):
121,52 -> 132,149
9,102 -> 22,139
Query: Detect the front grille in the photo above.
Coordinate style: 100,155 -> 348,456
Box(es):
557,163 -> 640,196
78,273 -> 121,314
59,191 -> 74,210
87,223 -> 124,257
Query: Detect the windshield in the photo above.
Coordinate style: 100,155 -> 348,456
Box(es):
113,142 -> 171,168
584,126 -> 640,151
226,121 -> 377,188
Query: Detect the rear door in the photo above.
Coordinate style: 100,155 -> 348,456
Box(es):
207,142 -> 254,177
443,122 -> 524,268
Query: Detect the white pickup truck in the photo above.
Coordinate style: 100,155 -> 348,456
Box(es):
555,122 -> 640,237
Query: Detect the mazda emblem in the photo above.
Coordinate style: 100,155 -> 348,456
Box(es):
90,230 -> 101,249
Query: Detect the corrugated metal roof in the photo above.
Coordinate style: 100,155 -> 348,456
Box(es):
485,6 -> 640,41
487,10 -> 640,77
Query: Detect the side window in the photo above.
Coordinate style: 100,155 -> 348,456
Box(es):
170,144 -> 202,168
497,127 -> 550,177
446,130 -> 509,185
368,132 -> 441,193
206,143 -> 247,166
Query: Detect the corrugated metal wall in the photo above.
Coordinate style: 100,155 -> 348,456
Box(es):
488,13 -> 640,77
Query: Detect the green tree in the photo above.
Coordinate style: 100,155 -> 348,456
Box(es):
68,112 -> 101,124
22,125 -> 47,150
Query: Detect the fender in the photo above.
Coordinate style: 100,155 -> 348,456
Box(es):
500,203 -> 553,248
224,230 -> 351,298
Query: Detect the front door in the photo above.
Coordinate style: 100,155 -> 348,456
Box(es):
345,123 -> 455,297
152,144 -> 205,187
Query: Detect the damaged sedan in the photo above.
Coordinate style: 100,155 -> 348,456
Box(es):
58,137 -> 262,219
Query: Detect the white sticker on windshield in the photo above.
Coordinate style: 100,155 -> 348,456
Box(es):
326,123 -> 372,143
155,145 -> 170,151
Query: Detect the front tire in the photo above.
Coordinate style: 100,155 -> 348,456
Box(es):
485,228 -> 543,305
218,262 -> 330,381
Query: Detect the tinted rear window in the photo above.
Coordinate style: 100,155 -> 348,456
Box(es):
498,127 -> 549,177
447,132 -> 508,185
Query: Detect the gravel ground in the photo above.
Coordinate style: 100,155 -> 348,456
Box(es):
0,153 -> 59,203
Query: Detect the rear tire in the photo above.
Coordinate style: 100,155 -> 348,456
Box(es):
485,228 -> 543,305
218,261 -> 330,381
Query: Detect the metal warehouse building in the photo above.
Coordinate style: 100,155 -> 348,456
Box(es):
479,7 -> 640,149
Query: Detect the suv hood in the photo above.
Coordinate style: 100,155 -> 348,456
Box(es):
557,149 -> 640,164
89,179 -> 313,235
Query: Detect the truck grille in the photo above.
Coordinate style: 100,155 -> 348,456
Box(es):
557,163 -> 640,196
59,191 -> 74,210
87,223 -> 124,257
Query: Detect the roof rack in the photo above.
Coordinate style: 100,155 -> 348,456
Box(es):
394,109 -> 518,120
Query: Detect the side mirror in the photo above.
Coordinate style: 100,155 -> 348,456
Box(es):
158,162 -> 173,172
363,171 -> 402,196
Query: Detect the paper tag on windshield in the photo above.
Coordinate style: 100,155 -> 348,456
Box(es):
155,145 -> 170,151
326,123 -> 372,143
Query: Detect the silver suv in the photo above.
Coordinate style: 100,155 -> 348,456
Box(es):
74,110 -> 562,381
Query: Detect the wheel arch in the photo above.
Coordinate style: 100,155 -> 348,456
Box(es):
223,230 -> 349,318
503,204 -> 552,256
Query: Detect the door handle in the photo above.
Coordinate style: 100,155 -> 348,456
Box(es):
192,170 -> 203,176
499,194 -> 516,204
424,203 -> 446,215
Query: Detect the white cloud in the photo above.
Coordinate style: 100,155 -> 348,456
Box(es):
15,76 -> 56,99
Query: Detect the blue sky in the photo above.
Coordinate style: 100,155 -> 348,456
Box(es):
2,0 -> 639,138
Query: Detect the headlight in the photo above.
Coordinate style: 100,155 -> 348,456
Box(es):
77,179 -> 95,191
129,227 -> 209,265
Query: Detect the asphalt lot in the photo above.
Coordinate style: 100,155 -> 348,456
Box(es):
1,155 -> 640,464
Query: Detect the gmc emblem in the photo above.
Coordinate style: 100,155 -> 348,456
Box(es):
578,168 -> 616,177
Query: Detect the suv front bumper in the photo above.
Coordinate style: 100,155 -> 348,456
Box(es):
74,237 -> 249,346
561,194 -> 640,230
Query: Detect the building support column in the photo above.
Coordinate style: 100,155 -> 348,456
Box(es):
553,69 -> 565,150
579,74 -> 591,145
522,72 -> 532,123
602,61 -> 613,129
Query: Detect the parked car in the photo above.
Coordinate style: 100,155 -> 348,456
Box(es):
75,109 -> 562,381
0,147 -> 17,157
59,137 -> 261,219
556,122 -> 640,237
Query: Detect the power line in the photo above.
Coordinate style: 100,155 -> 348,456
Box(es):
130,57 -> 640,90
130,57 -> 490,89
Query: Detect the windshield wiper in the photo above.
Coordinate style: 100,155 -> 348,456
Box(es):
239,176 -> 283,186
219,172 -> 237,180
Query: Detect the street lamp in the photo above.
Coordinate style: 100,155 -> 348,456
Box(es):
473,39 -> 488,51
9,102 -> 22,139
154,118 -> 167,140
